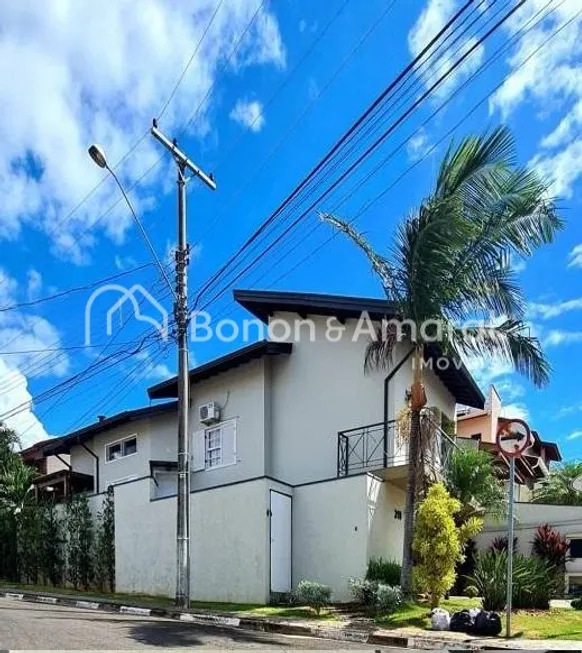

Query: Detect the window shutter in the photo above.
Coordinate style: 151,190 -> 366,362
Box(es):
191,429 -> 206,471
221,421 -> 237,466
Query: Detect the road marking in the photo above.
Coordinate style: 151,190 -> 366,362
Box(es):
76,600 -> 100,610
4,593 -> 23,601
120,606 -> 151,616
35,596 -> 57,604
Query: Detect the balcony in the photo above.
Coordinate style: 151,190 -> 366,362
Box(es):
337,417 -> 455,485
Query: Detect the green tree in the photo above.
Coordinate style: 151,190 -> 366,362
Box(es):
445,447 -> 506,524
533,461 -> 582,505
95,486 -> 115,592
39,499 -> 64,586
66,493 -> 94,590
321,127 -> 561,594
413,483 -> 481,608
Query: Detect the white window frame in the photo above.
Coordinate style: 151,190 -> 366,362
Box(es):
204,420 -> 237,471
104,434 -> 138,464
567,533 -> 582,559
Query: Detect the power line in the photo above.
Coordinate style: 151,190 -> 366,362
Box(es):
191,0 -> 481,309
157,0 -> 225,121
193,0 -> 398,248
197,0 -> 525,313
218,0 -> 570,310
0,263 -> 153,313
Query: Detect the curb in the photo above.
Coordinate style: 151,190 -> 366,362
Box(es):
0,590 -> 496,650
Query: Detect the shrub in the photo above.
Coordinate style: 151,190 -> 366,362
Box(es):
489,535 -> 517,553
376,584 -> 402,614
471,550 -> 507,611
512,555 -> 557,610
366,557 -> 401,586
295,580 -> 331,615
349,577 -> 378,607
465,585 -> 479,599
413,483 -> 481,608
571,598 -> 582,610
471,550 -> 561,611
532,524 -> 569,570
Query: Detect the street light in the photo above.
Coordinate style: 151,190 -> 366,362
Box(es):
87,144 -> 174,295
88,144 -> 108,169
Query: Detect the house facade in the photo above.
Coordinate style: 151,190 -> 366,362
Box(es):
26,289 -> 484,603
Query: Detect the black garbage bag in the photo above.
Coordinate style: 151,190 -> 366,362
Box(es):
449,609 -> 475,633
468,610 -> 502,637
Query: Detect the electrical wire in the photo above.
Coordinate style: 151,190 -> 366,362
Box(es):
197,0 -> 525,314
191,0 -> 481,309
156,0 -> 226,121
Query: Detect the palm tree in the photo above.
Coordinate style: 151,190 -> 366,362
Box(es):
533,461 -> 582,505
445,447 -> 506,524
321,127 -> 562,596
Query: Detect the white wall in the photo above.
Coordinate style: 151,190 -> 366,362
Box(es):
475,502 -> 582,579
188,358 -> 268,491
269,314 -> 457,486
115,477 -> 273,603
367,477 -> 405,563
293,475 -> 370,602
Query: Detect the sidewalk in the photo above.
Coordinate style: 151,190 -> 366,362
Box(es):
1,587 -> 580,650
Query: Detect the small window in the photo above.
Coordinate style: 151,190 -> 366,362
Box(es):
570,538 -> 582,558
206,428 -> 222,468
106,435 -> 138,462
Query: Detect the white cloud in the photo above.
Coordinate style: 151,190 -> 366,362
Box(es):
495,378 -> 525,402
135,349 -> 172,381
543,329 -> 582,347
568,244 -> 582,268
26,269 -> 42,301
567,430 -> 582,440
299,19 -> 307,33
408,0 -> 485,99
490,2 -> 582,197
528,298 -> 582,319
407,128 -> 433,162
0,267 -> 70,447
500,402 -> 530,422
229,98 -> 265,132
0,0 -> 285,262
114,255 -> 137,271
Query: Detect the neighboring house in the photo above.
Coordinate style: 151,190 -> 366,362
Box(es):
24,289 -> 484,603
457,386 -> 582,595
457,385 -> 561,501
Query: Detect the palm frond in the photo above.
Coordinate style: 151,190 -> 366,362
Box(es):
319,212 -> 399,300
451,319 -> 550,388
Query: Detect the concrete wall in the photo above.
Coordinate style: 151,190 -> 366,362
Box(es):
188,358 -> 268,491
475,502 -> 582,585
292,474 -> 397,602
115,477 -> 275,603
367,476 -> 405,563
269,314 -> 456,486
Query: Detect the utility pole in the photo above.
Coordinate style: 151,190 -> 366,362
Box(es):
151,119 -> 216,608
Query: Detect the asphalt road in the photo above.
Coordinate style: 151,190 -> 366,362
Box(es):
0,598 -> 395,651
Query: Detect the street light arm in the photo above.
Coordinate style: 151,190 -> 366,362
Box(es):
106,167 -> 176,300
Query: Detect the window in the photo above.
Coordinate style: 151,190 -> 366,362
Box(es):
106,435 -> 138,462
570,538 -> 582,559
192,421 -> 236,472
206,428 -> 222,468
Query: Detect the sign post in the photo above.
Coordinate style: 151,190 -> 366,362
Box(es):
496,419 -> 532,640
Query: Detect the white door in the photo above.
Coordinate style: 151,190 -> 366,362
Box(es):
270,491 -> 292,593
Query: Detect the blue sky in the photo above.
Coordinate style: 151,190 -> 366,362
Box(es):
0,0 -> 581,460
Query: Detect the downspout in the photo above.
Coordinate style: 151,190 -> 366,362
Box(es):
383,347 -> 415,467
80,443 -> 99,494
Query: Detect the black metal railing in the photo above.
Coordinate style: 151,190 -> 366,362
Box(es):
337,415 -> 456,477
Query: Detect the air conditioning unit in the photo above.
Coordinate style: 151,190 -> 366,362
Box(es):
199,401 -> 220,425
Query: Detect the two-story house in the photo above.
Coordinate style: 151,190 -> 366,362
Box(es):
26,289 -> 485,603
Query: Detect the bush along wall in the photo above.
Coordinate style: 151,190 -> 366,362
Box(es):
0,489 -> 115,592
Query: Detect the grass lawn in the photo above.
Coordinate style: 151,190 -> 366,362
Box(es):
377,597 -> 582,640
0,582 -> 337,621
